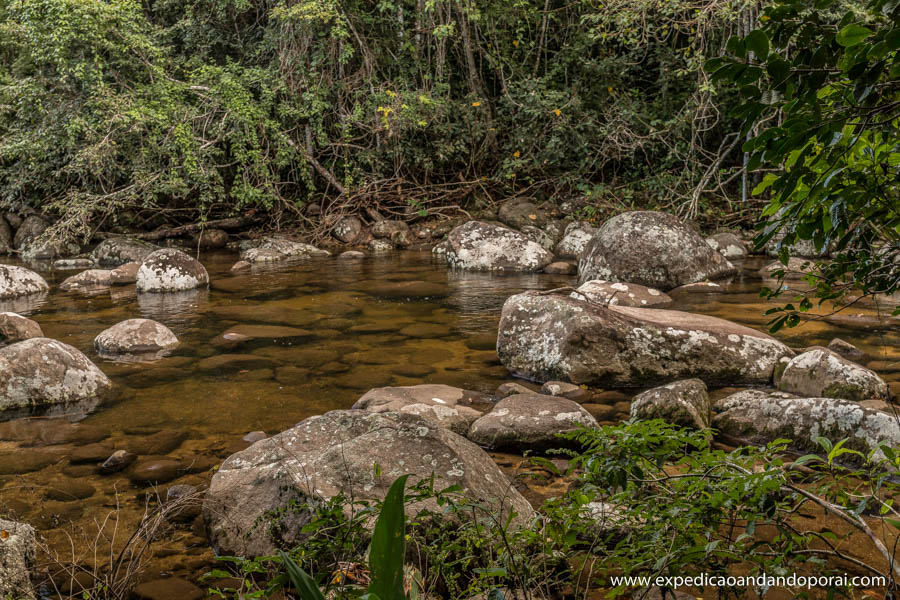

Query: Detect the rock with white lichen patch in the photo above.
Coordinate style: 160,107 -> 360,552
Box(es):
555,221 -> 597,259
776,347 -> 889,402
705,232 -> 748,259
94,318 -> 179,359
437,221 -> 554,272
468,393 -> 598,451
496,291 -> 793,387
352,384 -> 486,436
0,338 -> 112,416
712,390 -> 900,460
59,269 -> 112,292
136,248 -> 209,293
572,280 -> 672,308
203,410 -> 535,557
0,266 -> 48,301
630,379 -> 710,429
91,237 -> 158,266
239,238 -> 330,263
578,211 -> 737,290
0,518 -> 36,600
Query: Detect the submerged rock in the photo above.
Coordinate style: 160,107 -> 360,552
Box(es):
578,211 -> 736,290
467,393 -> 598,451
94,318 -> 179,357
352,384 -> 485,435
136,248 -> 209,293
91,237 -> 158,266
572,280 -> 672,308
438,221 -> 554,272
0,313 -> 42,345
630,379 -> 710,429
204,410 -> 535,557
705,232 -> 748,259
0,266 -> 49,300
0,338 -> 112,415
240,238 -> 330,263
776,347 -> 889,402
0,518 -> 36,600
59,269 -> 112,291
555,221 -> 596,259
712,390 -> 900,460
497,291 -> 793,387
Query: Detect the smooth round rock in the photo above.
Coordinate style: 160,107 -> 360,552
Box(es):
94,318 -> 179,356
0,266 -> 49,300
136,248 -> 209,293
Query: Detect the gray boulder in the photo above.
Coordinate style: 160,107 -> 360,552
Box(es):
498,199 -> 547,229
352,384 -> 484,436
630,379 -> 710,429
0,313 -> 43,346
59,269 -> 112,292
136,248 -> 209,293
777,347 -> 889,402
0,338 -> 112,415
439,221 -> 554,272
21,239 -> 80,261
192,229 -> 229,249
240,238 -> 330,263
705,232 -> 748,260
91,237 -> 158,266
826,338 -> 868,364
0,519 -> 36,600
203,410 -> 535,557
497,291 -> 793,387
712,390 -> 900,460
12,216 -> 46,250
372,220 -> 409,239
468,393 -> 598,451
332,216 -> 363,243
520,225 -> 556,252
555,221 -> 596,259
572,280 -> 672,308
578,211 -> 736,290
94,318 -> 179,357
0,266 -> 49,300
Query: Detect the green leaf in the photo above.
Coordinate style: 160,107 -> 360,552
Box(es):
279,552 -> 327,600
836,24 -> 873,47
368,475 -> 409,600
745,30 -> 769,60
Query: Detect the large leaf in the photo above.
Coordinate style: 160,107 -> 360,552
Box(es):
836,24 -> 873,47
745,30 -> 769,59
368,475 -> 409,600
279,551 -> 327,600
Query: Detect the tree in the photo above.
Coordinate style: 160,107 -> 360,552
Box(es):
709,0 -> 900,328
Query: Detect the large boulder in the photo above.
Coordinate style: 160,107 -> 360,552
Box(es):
776,347 -> 889,402
203,410 -> 535,557
59,269 -> 112,292
12,216 -> 46,250
239,238 -> 330,263
467,393 -> 598,451
0,313 -> 43,346
0,266 -> 49,300
352,384 -> 485,436
94,318 -> 179,358
91,237 -> 158,266
0,519 -> 36,600
0,338 -> 112,415
578,211 -> 737,290
136,248 -> 209,293
572,280 -> 672,308
712,390 -> 900,460
630,379 -> 710,429
438,221 -> 554,272
555,222 -> 596,259
497,291 -> 793,387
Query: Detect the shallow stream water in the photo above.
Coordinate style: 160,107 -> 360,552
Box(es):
0,249 -> 898,597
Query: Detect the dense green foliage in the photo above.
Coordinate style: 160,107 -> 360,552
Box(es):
0,0 -> 758,241
710,0 -> 900,321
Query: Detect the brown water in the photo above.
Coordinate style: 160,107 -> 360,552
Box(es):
0,249 -> 898,595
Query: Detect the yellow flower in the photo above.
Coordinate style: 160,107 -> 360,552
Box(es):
607,86 -> 613,93
553,109 -> 561,116
472,101 -> 481,107
513,40 -> 519,47
513,150 -> 520,158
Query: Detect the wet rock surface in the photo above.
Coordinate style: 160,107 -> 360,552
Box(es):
572,279 -> 672,308
59,269 -> 113,291
438,221 -> 554,272
94,318 -> 180,357
0,265 -> 49,300
137,248 -> 210,292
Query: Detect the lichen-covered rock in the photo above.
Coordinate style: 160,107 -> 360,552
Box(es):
372,220 -> 409,239
91,237 -> 158,266
333,216 -> 363,243
712,390 -> 900,460
520,225 -> 556,252
497,291 -> 793,387
94,318 -> 179,358
0,519 -> 36,600
0,266 -> 49,300
21,239 -> 80,261
136,248 -> 209,293
203,410 -> 535,557
240,238 -> 330,263
440,221 -> 554,272
777,347 -> 889,402
467,393 -> 598,451
705,232 -> 748,259
572,280 -> 672,308
352,384 -> 485,436
53,258 -> 94,269
759,257 -> 818,281
555,221 -> 596,259
498,199 -> 547,229
59,269 -> 112,291
12,216 -> 46,250
578,211 -> 737,290
630,379 -> 710,429
368,238 -> 393,253
0,313 -> 43,345
0,338 -> 112,415
109,262 -> 141,285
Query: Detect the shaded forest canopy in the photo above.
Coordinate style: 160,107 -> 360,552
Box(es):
0,0 -> 775,241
